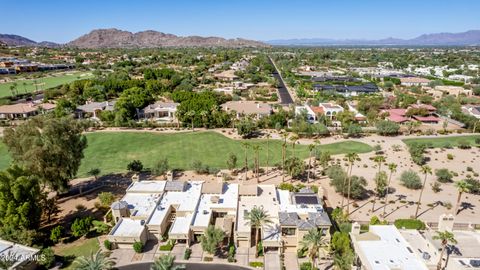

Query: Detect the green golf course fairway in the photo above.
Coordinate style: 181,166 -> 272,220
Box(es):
403,135 -> 480,148
0,131 -> 373,177
0,71 -> 93,98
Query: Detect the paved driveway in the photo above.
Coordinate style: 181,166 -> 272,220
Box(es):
264,251 -> 281,270
284,252 -> 299,270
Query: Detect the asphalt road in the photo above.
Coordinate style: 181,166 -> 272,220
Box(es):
268,57 -> 294,105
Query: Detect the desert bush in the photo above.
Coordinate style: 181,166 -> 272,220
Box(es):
400,170 -> 423,189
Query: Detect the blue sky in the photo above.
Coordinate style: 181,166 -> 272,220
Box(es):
2,0 -> 480,43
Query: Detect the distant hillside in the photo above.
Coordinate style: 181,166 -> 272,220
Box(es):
0,34 -> 59,47
268,30 -> 480,46
67,28 -> 269,48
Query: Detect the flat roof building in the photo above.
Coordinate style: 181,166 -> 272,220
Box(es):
350,225 -> 429,270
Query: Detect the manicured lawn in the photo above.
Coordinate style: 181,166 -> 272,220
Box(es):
0,131 -> 373,177
0,71 -> 93,98
77,131 -> 372,177
403,135 -> 480,148
55,237 -> 100,269
56,237 -> 100,258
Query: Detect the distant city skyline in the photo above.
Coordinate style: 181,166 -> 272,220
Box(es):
3,0 -> 480,43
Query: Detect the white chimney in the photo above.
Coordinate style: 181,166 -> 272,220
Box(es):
351,222 -> 361,235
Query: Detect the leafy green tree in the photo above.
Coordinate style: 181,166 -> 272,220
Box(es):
114,86 -> 154,120
245,206 -> 272,257
433,231 -> 457,270
301,229 -> 328,268
284,156 -> 305,179
372,171 -> 388,212
71,216 -> 93,237
199,225 -> 225,254
127,160 -> 144,173
73,250 -> 115,270
237,118 -> 258,138
226,153 -> 237,171
408,143 -> 427,165
151,254 -> 186,270
3,116 -> 87,191
98,192 -> 115,208
346,124 -> 362,138
88,168 -> 101,181
50,226 -> 63,243
376,120 -> 400,136
0,165 -> 42,245
38,247 -> 56,268
153,158 -> 169,178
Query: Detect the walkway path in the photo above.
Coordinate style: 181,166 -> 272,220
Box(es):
268,56 -> 294,104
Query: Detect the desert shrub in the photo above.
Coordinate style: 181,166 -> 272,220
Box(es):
447,153 -> 454,160
50,226 -> 63,243
431,182 -> 442,193
71,217 -> 93,237
400,170 -> 423,189
127,160 -> 143,172
98,192 -> 115,208
458,140 -> 471,149
300,262 -> 318,270
133,241 -> 143,253
466,166 -> 473,172
408,143 -> 426,165
104,239 -> 112,250
394,219 -> 426,230
250,262 -> 264,268
465,178 -> 480,194
435,168 -> 453,183
38,248 -> 55,268
159,240 -> 174,251
184,248 -> 192,260
204,257 -> 213,262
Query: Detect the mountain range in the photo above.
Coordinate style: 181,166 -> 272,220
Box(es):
0,28 -> 268,48
1,29 -> 480,48
267,30 -> 480,46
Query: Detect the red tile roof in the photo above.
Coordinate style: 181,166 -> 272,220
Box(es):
412,115 -> 440,122
310,106 -> 324,114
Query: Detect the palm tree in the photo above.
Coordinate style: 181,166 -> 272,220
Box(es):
241,142 -> 250,181
301,229 -> 328,268
0,251 -> 17,269
345,152 -> 359,215
373,155 -> 386,173
433,231 -> 457,270
415,165 -> 432,218
333,252 -> 353,270
199,225 -> 225,255
289,134 -> 299,158
252,145 -> 261,183
312,139 -> 321,178
186,110 -> 195,131
73,250 -> 115,270
244,206 -> 272,257
265,133 -> 271,175
199,110 -> 208,128
454,180 -> 472,215
151,254 -> 186,270
383,163 -> 397,217
281,132 -> 288,182
306,144 -> 315,183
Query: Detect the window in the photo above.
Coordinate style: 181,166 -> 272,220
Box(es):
281,227 -> 296,236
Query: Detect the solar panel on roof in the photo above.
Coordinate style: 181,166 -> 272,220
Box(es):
294,195 -> 319,204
